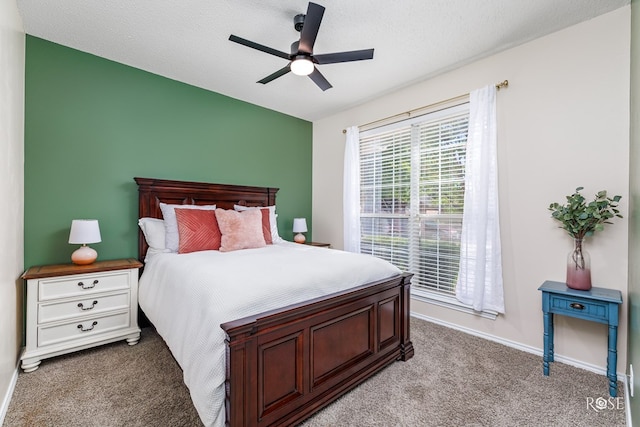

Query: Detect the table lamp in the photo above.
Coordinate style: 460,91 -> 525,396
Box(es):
293,218 -> 307,244
68,219 -> 102,265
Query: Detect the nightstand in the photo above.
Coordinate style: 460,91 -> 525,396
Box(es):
21,258 -> 143,372
538,280 -> 622,397
306,242 -> 331,248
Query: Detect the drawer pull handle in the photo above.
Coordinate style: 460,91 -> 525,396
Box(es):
78,301 -> 98,311
77,321 -> 98,332
78,279 -> 99,289
570,302 -> 585,310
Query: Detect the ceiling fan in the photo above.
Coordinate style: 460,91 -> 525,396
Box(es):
228,2 -> 374,91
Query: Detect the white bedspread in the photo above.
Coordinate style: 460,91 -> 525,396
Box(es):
138,242 -> 401,427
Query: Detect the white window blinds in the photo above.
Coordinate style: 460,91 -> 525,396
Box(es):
359,103 -> 469,296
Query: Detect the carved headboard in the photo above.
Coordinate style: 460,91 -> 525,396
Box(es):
135,177 -> 279,263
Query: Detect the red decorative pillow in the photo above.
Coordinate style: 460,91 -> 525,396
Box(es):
175,208 -> 221,253
259,208 -> 273,244
214,208 -> 266,252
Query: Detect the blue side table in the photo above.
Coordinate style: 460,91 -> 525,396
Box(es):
538,280 -> 622,397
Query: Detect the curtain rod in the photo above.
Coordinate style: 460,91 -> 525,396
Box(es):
342,80 -> 509,134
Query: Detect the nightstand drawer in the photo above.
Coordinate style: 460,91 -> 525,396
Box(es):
549,294 -> 609,323
38,292 -> 130,324
37,311 -> 130,347
38,271 -> 130,301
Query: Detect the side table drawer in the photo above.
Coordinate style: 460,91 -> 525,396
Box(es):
549,294 -> 608,323
38,292 -> 130,324
38,271 -> 130,301
38,311 -> 130,347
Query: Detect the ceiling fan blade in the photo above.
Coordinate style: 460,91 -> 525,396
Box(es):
308,68 -> 332,91
229,35 -> 290,60
258,65 -> 292,84
298,2 -> 325,53
314,49 -> 375,65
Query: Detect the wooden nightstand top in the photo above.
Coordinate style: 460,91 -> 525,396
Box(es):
307,242 -> 331,248
22,258 -> 143,280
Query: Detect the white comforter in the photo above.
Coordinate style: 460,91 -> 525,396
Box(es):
138,242 -> 401,427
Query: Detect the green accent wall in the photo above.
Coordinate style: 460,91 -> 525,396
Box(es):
24,36 -> 312,268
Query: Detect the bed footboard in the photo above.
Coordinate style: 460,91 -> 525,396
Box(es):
221,272 -> 413,427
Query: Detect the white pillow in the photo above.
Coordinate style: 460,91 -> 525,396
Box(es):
138,217 -> 171,262
159,203 -> 216,252
233,204 -> 284,243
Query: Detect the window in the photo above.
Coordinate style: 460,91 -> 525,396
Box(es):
359,103 -> 469,297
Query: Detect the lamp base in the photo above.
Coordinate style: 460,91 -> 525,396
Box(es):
71,245 -> 98,265
294,233 -> 306,244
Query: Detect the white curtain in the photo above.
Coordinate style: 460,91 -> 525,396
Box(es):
455,85 -> 504,313
343,126 -> 361,253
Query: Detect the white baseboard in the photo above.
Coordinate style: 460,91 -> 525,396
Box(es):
624,373 -> 632,427
411,312 -> 626,382
0,354 -> 21,426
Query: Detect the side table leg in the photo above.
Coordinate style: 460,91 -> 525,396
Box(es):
549,313 -> 554,363
543,311 -> 552,375
126,332 -> 141,346
608,324 -> 618,397
21,358 -> 41,373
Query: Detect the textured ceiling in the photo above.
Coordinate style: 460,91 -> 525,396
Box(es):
16,0 -> 630,121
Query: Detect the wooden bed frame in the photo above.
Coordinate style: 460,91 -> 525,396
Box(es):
135,177 -> 414,427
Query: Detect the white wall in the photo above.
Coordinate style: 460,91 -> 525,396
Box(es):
627,0 -> 640,417
0,0 -> 24,420
313,7 -> 630,373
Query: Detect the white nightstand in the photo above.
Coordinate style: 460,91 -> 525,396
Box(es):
21,258 -> 143,372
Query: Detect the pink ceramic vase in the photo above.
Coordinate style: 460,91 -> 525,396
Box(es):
566,238 -> 591,291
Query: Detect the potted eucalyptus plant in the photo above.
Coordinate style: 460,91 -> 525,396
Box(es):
548,187 -> 622,290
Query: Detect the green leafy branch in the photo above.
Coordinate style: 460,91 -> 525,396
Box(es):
548,187 -> 622,240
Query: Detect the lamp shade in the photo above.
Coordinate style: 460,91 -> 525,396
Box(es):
68,219 -> 102,244
293,218 -> 308,233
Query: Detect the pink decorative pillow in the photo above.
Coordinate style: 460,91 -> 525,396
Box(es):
175,208 -> 221,253
214,209 -> 266,252
234,204 -> 283,243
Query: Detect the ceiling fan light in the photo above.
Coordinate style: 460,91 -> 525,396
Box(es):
291,57 -> 314,76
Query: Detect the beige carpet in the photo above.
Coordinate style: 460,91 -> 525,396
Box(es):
4,318 -> 626,426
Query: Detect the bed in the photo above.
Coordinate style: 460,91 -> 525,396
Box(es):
134,177 -> 414,427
